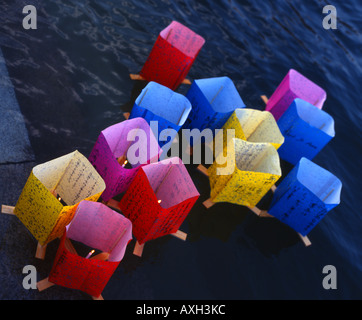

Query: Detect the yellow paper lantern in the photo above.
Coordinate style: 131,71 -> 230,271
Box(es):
208,138 -> 281,208
14,151 -> 106,245
215,108 -> 284,151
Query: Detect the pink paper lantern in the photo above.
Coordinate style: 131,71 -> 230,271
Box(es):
48,201 -> 133,298
89,118 -> 162,202
265,69 -> 326,121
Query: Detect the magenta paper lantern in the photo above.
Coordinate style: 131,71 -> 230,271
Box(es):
265,69 -> 326,121
89,118 -> 162,202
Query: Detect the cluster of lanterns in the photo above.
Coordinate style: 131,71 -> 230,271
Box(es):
1,20 -> 341,299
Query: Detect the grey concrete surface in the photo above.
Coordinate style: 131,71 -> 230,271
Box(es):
0,48 -> 34,164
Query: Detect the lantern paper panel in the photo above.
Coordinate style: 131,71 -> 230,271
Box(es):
88,118 -> 162,202
268,157 -> 342,236
212,108 -> 284,153
48,235 -> 116,298
139,20 -> 205,90
14,151 -> 106,245
183,77 -> 245,145
48,201 -> 132,298
129,81 -> 192,149
119,157 -> 200,244
208,139 -> 281,207
277,98 -> 335,165
265,69 -> 327,121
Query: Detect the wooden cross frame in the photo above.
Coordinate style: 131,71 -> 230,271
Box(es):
196,163 -> 311,247
129,73 -> 191,85
36,237 -> 107,300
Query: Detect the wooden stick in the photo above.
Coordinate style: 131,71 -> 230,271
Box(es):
297,233 -> 312,247
64,238 -> 78,255
117,155 -> 127,166
106,199 -> 120,211
248,206 -> 311,246
261,95 -> 269,104
1,205 -> 15,215
171,230 -> 187,241
185,145 -> 193,156
203,198 -> 215,209
123,112 -> 130,120
35,242 -> 47,260
38,276 -> 105,299
129,74 -> 191,85
197,164 -> 209,176
247,206 -> 261,216
129,74 -> 146,81
90,252 -> 110,261
271,185 -> 277,192
37,277 -> 55,292
259,210 -> 274,218
133,241 -> 144,257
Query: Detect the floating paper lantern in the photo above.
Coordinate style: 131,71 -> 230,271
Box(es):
265,69 -> 326,121
207,139 -> 281,208
14,151 -> 106,246
88,117 -> 162,202
215,108 -> 284,151
129,81 -> 192,149
46,201 -> 132,298
277,98 -> 335,165
268,158 -> 342,236
139,20 -> 205,90
118,157 -> 199,246
183,77 -> 245,145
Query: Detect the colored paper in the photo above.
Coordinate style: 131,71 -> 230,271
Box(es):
215,108 -> 284,151
118,157 -> 200,244
67,201 -> 133,262
140,20 -> 205,90
14,151 -> 106,245
277,98 -> 335,165
265,69 -> 327,121
88,117 -> 162,202
129,81 -> 192,149
183,77 -> 245,145
208,139 -> 281,207
48,201 -> 132,298
268,157 -> 342,236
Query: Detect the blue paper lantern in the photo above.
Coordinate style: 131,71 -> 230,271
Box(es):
183,77 -> 245,145
129,81 -> 192,149
277,98 -> 335,165
268,157 -> 342,236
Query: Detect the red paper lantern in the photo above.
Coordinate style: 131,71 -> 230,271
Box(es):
118,158 -> 200,245
47,201 -> 132,298
140,21 -> 205,90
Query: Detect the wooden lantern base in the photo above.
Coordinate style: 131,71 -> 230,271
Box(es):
129,74 -> 191,85
196,165 -> 312,247
37,238 -> 108,300
37,276 -> 104,300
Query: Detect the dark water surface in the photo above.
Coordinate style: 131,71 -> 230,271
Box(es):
0,0 -> 361,299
